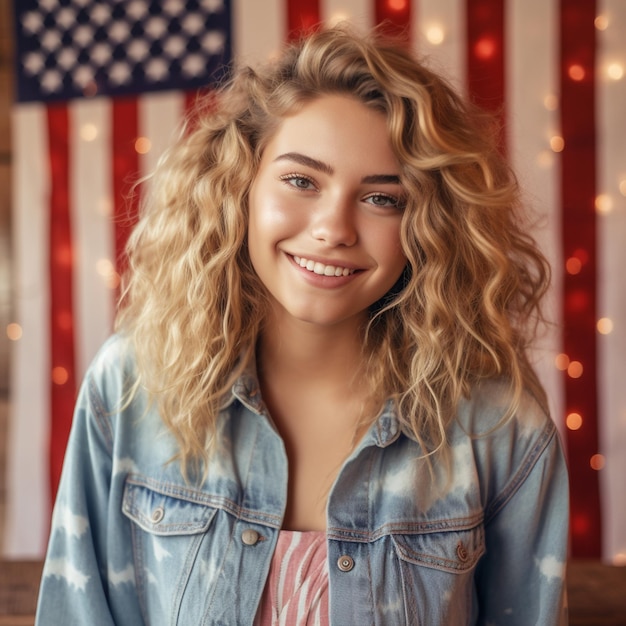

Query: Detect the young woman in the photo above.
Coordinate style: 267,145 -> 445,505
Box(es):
36,26 -> 569,625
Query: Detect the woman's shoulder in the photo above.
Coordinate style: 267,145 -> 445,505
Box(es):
450,378 -> 563,511
456,377 -> 554,441
79,333 -> 142,411
84,333 -> 136,380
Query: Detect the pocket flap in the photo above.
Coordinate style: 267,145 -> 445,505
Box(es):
122,476 -> 217,536
392,523 -> 485,573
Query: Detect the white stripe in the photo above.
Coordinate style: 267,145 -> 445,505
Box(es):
4,105 -> 50,557
597,0 -> 626,564
506,0 -> 564,440
321,0 -> 373,30
277,532 -> 302,619
232,0 -> 284,66
414,0 -> 466,91
139,92 -> 186,181
71,99 -> 115,379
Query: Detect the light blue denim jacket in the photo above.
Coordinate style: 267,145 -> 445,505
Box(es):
36,335 -> 569,625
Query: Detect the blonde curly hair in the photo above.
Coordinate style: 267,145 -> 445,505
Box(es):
117,26 -> 550,472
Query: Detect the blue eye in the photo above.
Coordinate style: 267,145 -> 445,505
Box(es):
280,173 -> 316,190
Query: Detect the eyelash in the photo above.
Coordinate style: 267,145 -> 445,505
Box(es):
279,173 -> 405,210
279,173 -> 317,190
363,193 -> 405,209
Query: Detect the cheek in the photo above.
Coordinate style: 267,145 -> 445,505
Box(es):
368,218 -> 406,267
249,188 -> 305,246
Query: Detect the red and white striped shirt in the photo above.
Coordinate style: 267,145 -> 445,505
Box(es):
255,531 -> 329,626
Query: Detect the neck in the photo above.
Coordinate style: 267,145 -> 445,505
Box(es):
257,311 -> 368,386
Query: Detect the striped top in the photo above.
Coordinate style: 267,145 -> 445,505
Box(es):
255,531 -> 329,626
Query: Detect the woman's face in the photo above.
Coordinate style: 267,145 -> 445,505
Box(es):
248,94 -> 407,330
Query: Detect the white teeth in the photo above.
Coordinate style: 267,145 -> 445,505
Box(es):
292,255 -> 354,277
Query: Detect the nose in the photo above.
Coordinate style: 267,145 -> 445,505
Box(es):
310,196 -> 357,247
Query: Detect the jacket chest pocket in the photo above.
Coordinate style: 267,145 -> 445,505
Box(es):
122,476 -> 219,626
390,522 -> 485,625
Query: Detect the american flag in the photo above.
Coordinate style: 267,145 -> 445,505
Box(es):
5,0 -> 626,564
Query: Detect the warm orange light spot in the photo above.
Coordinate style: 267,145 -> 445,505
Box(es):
134,137 -> 152,154
550,136 -> 565,152
594,15 -> 609,30
425,25 -> 444,45
566,257 -> 582,275
566,412 -> 583,430
613,553 -> 626,566
567,361 -> 583,379
597,318 -> 614,335
619,180 -> 626,197
568,64 -> 586,81
52,366 -> 69,385
387,0 -> 407,11
595,194 -> 613,214
607,63 -> 624,80
555,353 -> 570,371
590,454 -> 606,471
7,323 -> 23,341
543,94 -> 558,111
474,37 -> 497,60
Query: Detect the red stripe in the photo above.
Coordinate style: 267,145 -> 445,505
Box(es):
47,105 -> 77,502
374,0 -> 412,42
112,98 -> 140,286
286,0 -> 320,40
465,0 -> 506,152
559,0 -> 601,558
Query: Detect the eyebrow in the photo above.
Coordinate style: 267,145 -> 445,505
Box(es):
273,152 -> 401,185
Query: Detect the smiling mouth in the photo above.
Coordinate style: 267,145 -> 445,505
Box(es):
292,255 -> 358,277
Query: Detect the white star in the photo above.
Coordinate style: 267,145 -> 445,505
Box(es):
144,16 -> 168,40
126,0 -> 148,21
23,52 -> 45,75
22,11 -> 44,35
73,24 -> 94,48
206,0 -> 224,12
182,54 -> 205,78
41,29 -> 62,53
73,65 -> 94,88
127,39 -> 150,62
91,42 -> 111,67
56,7 -> 76,30
40,0 -> 59,11
181,13 -> 205,36
108,20 -> 131,44
202,31 -> 225,55
57,47 -> 77,71
145,57 -> 170,82
41,69 -> 63,92
90,4 -> 111,26
163,35 -> 186,59
163,0 -> 185,18
109,62 -> 132,85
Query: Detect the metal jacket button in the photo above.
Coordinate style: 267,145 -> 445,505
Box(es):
337,555 -> 354,572
151,506 -> 164,524
241,529 -> 260,545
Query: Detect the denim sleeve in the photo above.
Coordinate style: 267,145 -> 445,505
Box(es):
475,426 -> 569,625
35,354 -> 141,625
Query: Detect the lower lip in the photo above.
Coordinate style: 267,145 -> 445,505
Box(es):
286,254 -> 362,288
